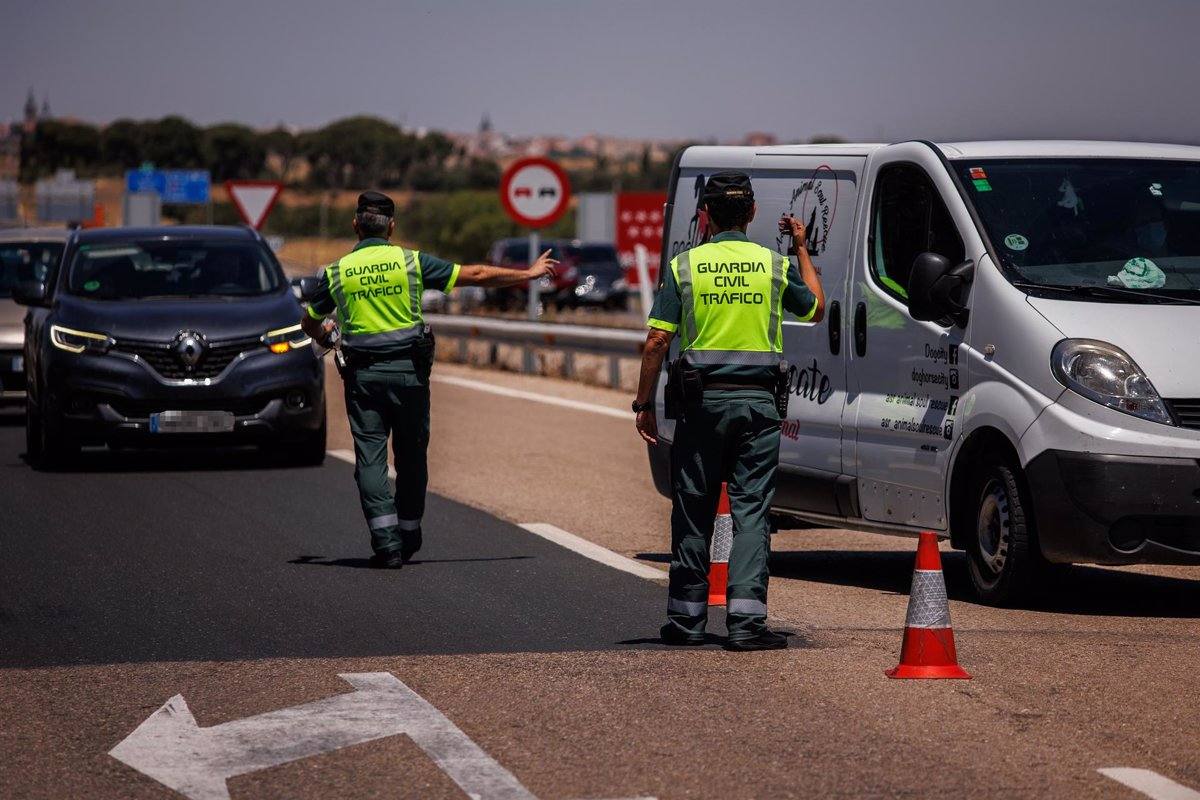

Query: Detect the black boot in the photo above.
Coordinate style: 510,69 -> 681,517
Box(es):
369,549 -> 405,569
725,628 -> 788,651
400,527 -> 423,562
660,623 -> 705,646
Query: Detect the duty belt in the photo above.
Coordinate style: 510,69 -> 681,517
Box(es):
702,376 -> 774,393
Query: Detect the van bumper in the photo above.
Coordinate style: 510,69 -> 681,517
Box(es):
1026,450 -> 1200,565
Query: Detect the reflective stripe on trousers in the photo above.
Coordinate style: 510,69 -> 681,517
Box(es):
667,597 -> 706,617
727,597 -> 767,617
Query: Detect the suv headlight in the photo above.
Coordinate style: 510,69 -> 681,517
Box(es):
261,324 -> 311,354
1051,338 -> 1171,424
50,325 -> 113,354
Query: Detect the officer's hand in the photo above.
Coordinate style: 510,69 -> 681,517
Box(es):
636,408 -> 658,445
779,214 -> 807,248
529,249 -> 559,280
317,318 -> 338,348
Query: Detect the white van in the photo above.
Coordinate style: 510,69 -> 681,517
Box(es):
647,141 -> 1200,604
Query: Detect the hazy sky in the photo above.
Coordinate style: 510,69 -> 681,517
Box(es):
4,0 -> 1198,143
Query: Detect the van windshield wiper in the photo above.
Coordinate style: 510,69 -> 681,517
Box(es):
1011,281 -> 1200,305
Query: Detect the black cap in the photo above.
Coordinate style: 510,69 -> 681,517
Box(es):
356,190 -> 395,217
702,171 -> 753,203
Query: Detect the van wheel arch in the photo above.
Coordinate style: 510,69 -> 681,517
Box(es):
949,427 -> 1046,605
948,428 -> 1023,551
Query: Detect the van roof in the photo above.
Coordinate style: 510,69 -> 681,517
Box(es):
679,140 -> 1200,168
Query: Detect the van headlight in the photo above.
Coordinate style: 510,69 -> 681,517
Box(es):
261,324 -> 311,354
50,325 -> 113,354
1051,339 -> 1171,424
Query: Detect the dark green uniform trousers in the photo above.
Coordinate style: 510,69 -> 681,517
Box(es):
667,389 -> 781,640
344,361 -> 430,556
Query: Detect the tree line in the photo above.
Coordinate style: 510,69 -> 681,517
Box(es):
18,115 -> 502,191
17,114 -> 682,193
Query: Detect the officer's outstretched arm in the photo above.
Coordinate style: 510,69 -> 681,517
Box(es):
456,250 -> 559,288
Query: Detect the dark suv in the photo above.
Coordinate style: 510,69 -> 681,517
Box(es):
13,226 -> 325,468
483,238 -> 577,310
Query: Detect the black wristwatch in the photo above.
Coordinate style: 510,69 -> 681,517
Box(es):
632,400 -> 653,413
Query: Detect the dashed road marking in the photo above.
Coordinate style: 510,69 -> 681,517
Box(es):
1099,768 -> 1200,799
327,452 -> 663,582
520,522 -> 666,581
432,374 -> 631,420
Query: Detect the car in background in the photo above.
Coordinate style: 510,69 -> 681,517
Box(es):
0,227 -> 68,406
483,238 -> 576,311
13,225 -> 325,469
563,241 -> 629,310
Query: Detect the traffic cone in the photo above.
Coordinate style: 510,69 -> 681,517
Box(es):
886,531 -> 972,680
707,483 -> 732,606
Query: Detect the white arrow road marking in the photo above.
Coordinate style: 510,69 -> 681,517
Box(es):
1099,768 -> 1200,799
110,672 -> 536,800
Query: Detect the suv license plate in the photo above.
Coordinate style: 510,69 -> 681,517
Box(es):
149,410 -> 235,434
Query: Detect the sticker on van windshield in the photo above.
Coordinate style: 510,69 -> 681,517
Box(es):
971,178 -> 992,192
83,280 -> 100,292
968,167 -> 987,180
1149,182 -> 1163,197
1003,234 -> 1029,251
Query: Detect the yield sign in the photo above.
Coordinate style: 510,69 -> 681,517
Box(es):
225,180 -> 282,230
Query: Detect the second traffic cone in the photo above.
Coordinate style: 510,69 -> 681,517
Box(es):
707,483 -> 732,606
886,531 -> 971,680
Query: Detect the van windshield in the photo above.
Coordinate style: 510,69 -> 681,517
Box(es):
958,158 -> 1200,302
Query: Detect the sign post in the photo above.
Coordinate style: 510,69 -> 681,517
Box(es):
499,157 -> 571,322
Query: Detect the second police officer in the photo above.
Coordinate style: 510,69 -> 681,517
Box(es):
632,172 -> 825,651
301,191 -> 558,568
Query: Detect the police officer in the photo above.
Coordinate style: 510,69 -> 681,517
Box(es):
301,191 -> 558,568
632,172 -> 825,650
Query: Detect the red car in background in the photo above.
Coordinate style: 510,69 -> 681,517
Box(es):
482,238 -> 577,311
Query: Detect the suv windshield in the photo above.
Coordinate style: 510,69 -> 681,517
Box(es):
0,242 -> 63,298
958,158 -> 1200,302
569,244 -> 622,275
67,239 -> 283,299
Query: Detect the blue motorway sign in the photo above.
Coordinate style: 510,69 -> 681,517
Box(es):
125,169 -> 211,204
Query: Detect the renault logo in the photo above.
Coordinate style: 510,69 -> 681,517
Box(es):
173,330 -> 207,369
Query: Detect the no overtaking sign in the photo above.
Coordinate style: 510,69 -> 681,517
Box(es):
500,157 -> 570,228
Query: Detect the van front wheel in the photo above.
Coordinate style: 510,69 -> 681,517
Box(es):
966,457 -> 1038,606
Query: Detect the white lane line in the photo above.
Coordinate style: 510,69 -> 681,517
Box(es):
327,458 -> 665,583
520,523 -> 666,581
432,374 -> 630,421
111,672 -> 536,800
1099,768 -> 1200,799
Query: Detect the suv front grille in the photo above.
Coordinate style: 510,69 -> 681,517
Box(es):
104,395 -> 271,418
112,336 -> 260,380
1165,399 -> 1200,430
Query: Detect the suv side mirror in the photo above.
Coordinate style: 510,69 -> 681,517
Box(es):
907,253 -> 974,328
12,279 -> 49,307
291,276 -> 320,302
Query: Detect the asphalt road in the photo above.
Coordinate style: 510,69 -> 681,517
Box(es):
3,363 -> 1200,799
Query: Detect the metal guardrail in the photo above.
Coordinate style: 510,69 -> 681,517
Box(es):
426,314 -> 646,388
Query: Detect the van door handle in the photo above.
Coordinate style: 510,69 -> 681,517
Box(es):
828,300 -> 841,355
854,301 -> 867,357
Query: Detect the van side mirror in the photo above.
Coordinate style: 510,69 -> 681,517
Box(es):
907,253 -> 974,328
291,276 -> 320,302
11,280 -> 49,307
